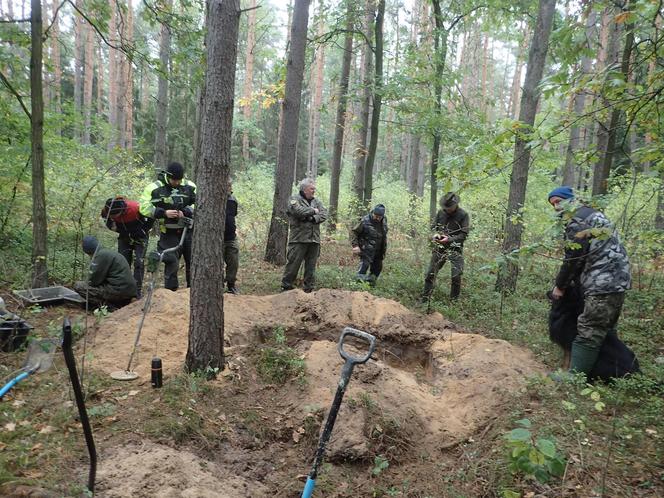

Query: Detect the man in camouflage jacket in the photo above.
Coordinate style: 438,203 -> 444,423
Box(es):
421,192 -> 470,300
281,178 -> 327,292
548,186 -> 632,376
350,204 -> 388,285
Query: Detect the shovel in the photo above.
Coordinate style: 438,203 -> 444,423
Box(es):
0,337 -> 58,399
301,327 -> 376,498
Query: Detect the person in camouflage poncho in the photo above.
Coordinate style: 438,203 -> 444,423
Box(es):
548,186 -> 632,376
281,178 -> 328,292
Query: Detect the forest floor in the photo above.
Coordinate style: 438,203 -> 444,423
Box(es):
1,242 -> 663,497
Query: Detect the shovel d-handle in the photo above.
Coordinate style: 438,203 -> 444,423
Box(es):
62,317 -> 97,494
301,328 -> 377,498
338,327 -> 376,365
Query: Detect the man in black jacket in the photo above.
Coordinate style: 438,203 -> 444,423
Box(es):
420,192 -> 470,300
223,181 -> 240,294
139,162 -> 196,291
350,204 -> 388,285
74,236 -> 137,309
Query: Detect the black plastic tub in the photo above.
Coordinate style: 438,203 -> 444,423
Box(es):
0,320 -> 33,352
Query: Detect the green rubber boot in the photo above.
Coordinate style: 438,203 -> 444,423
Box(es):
569,342 -> 600,376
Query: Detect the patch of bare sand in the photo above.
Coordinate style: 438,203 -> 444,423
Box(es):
96,441 -> 268,498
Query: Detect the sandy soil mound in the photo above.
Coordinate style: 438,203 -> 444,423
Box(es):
90,288 -> 452,378
96,441 -> 268,497
91,288 -> 542,455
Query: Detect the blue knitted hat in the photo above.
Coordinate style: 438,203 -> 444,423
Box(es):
373,204 -> 386,216
547,186 -> 574,201
82,235 -> 99,255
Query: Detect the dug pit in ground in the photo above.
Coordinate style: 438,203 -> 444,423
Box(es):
90,289 -> 543,465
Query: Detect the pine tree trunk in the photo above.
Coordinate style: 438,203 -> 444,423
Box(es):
124,1 -> 134,150
562,7 -> 596,187
307,7 -> 325,178
352,2 -> 374,208
108,0 -> 118,149
241,0 -> 256,163
97,40 -> 104,117
328,1 -> 354,230
407,135 -> 421,194
508,24 -> 528,119
264,0 -> 310,265
73,2 -> 85,140
496,0 -> 555,293
154,0 -> 172,172
51,0 -> 61,133
82,21 -> 94,144
186,0 -> 241,374
362,0 -> 385,207
592,5 -> 634,196
31,0 -> 48,287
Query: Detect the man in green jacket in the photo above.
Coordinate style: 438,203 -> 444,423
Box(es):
420,192 -> 470,300
281,178 -> 328,292
350,204 -> 388,285
74,236 -> 138,309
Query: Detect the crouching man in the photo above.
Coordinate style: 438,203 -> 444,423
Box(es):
74,235 -> 138,310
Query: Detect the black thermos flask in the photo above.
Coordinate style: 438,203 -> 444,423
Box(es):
151,357 -> 163,388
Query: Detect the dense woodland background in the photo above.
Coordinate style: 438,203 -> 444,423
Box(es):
1,0 -> 664,495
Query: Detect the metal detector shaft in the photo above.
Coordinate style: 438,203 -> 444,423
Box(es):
62,317 -> 97,494
301,327 -> 376,498
124,222 -> 190,373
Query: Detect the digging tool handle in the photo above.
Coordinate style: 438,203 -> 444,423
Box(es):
62,317 -> 97,494
0,371 -> 30,399
301,328 -> 376,498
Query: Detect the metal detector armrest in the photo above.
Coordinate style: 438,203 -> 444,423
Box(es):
338,327 -> 376,364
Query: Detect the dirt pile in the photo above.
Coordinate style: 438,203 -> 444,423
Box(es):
90,288 -> 543,494
96,441 -> 268,497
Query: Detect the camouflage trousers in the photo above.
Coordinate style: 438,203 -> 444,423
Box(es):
422,249 -> 464,299
281,242 -> 320,292
576,293 -> 625,350
73,281 -> 134,310
223,239 -> 240,286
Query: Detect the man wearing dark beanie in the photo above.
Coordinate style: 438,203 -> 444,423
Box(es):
547,186 -> 632,376
420,192 -> 470,301
350,204 -> 388,285
74,236 -> 137,309
140,161 -> 197,291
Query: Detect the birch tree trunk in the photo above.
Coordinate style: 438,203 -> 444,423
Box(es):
154,0 -> 172,171
186,0 -> 241,374
496,0 -> 555,293
328,1 -> 354,230
31,0 -> 48,287
241,0 -> 256,163
264,0 -> 310,265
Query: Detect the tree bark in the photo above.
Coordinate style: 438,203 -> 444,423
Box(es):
496,0 -> 555,293
73,2 -> 85,140
264,0 -> 310,265
154,0 -> 172,172
328,1 -> 353,230
352,2 -> 374,209
241,0 -> 256,163
508,24 -> 528,120
31,0 -> 48,287
562,7 -> 596,186
124,1 -> 134,150
592,5 -> 634,196
51,0 -> 61,133
362,0 -> 385,207
108,0 -> 118,148
82,20 -> 94,144
186,0 -> 241,374
97,40 -> 104,117
306,5 -> 325,178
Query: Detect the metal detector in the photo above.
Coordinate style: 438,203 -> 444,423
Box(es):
110,220 -> 192,381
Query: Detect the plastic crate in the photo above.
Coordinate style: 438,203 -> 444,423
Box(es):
13,286 -> 85,305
